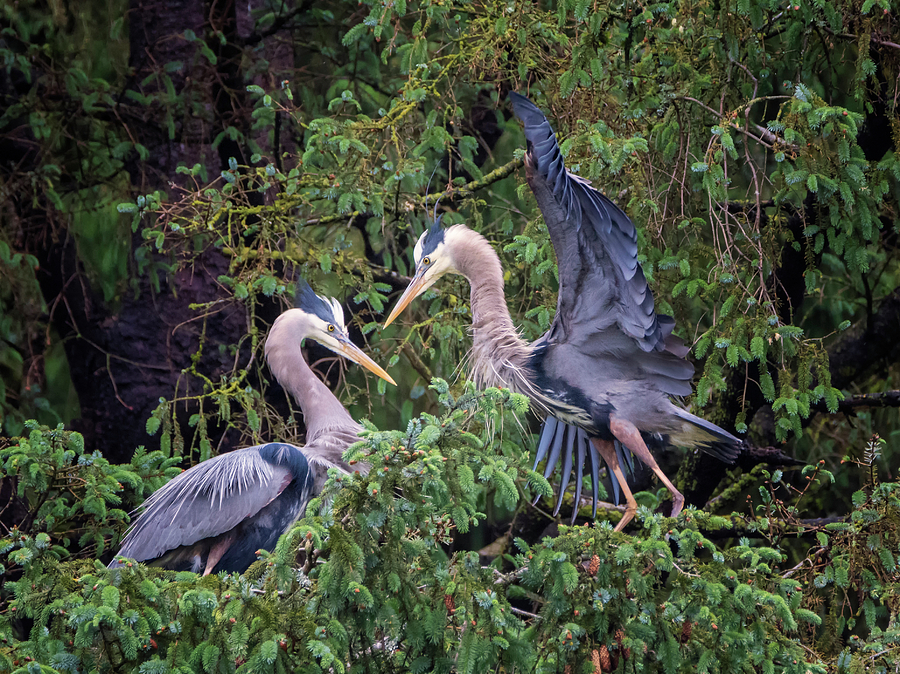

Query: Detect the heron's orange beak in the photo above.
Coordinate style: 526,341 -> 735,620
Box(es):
383,267 -> 433,328
335,336 -> 397,386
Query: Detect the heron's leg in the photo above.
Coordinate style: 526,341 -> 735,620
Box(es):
203,535 -> 234,576
610,415 -> 685,519
591,437 -> 637,531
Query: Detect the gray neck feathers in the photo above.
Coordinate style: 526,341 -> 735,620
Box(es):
265,312 -> 360,447
447,225 -> 534,393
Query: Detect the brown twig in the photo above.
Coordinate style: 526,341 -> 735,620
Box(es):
400,342 -> 434,383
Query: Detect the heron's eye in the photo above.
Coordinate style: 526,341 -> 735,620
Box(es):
422,256 -> 431,266
327,324 -> 335,332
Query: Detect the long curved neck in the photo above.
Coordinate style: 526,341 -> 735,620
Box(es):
273,351 -> 359,440
265,316 -> 359,444
448,226 -> 533,392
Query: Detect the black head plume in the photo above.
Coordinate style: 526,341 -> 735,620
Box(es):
294,279 -> 343,325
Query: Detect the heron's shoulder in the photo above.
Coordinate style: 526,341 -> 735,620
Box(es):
255,442 -> 308,467
301,424 -> 362,468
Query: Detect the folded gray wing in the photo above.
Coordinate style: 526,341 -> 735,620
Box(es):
116,444 -> 299,563
509,92 -> 666,353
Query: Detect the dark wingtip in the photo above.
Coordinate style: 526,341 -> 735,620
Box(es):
699,439 -> 743,464
509,92 -> 550,130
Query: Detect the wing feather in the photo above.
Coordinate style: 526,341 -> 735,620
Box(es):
117,444 -> 300,563
510,92 -> 667,353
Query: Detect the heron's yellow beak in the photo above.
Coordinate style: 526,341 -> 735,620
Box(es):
336,335 -> 397,386
383,267 -> 434,328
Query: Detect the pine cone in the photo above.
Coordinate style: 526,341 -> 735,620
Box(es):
591,649 -> 602,674
588,554 -> 600,576
444,594 -> 454,612
680,620 -> 693,643
599,645 -> 612,672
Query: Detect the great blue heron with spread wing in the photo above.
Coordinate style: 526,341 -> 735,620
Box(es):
384,93 -> 740,531
110,281 -> 395,574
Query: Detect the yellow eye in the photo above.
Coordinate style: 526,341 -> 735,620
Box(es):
422,256 -> 431,266
328,324 -> 335,332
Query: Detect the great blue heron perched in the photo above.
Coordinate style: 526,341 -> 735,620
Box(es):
384,93 -> 740,531
110,281 -> 395,574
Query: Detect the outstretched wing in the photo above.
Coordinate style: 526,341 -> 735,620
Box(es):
509,92 -> 667,353
115,443 -> 308,564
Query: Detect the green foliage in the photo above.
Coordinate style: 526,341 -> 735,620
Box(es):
0,243 -> 48,434
2,0 -> 899,671
3,398 -> 900,672
0,422 -> 182,556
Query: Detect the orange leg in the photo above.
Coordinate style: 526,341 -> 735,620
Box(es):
591,437 -> 638,531
203,535 -> 234,576
610,415 -> 685,520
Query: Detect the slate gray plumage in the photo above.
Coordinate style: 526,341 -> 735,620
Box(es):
384,94 -> 740,530
110,282 -> 394,574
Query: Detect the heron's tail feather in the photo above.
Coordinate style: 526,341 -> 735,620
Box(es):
667,408 -> 742,463
533,417 -> 635,522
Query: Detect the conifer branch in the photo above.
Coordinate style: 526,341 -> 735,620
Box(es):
812,390 -> 900,414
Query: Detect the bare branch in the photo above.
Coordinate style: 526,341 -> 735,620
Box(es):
401,342 -> 434,383
676,96 -> 794,149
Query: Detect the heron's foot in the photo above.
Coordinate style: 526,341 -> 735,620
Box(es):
613,502 -> 638,532
668,491 -> 685,520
